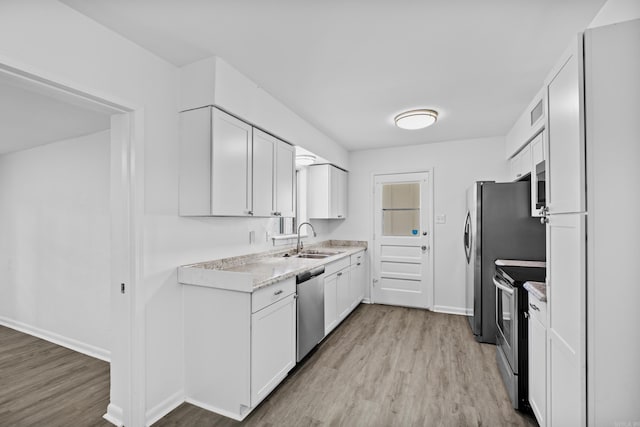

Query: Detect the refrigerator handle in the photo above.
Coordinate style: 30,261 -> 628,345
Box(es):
463,211 -> 472,263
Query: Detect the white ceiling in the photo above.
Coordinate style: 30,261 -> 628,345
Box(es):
61,0 -> 607,151
0,72 -> 111,155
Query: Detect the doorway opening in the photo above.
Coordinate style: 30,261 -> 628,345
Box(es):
0,63 -> 141,426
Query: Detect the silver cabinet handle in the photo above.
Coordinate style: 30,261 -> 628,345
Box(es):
421,245 -> 427,251
529,303 -> 540,311
246,210 -> 254,216
274,289 -> 283,296
357,262 -> 361,266
516,173 -> 522,178
337,215 -> 343,218
337,272 -> 343,277
492,276 -> 514,295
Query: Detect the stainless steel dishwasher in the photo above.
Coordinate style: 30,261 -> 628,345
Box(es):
296,266 -> 325,362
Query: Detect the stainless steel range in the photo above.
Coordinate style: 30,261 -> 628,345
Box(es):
494,260 -> 546,410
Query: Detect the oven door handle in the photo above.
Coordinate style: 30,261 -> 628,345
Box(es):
493,276 -> 514,295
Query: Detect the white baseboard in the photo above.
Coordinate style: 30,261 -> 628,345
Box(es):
0,316 -> 110,362
146,390 -> 184,426
184,397 -> 248,421
103,403 -> 123,426
432,305 -> 472,316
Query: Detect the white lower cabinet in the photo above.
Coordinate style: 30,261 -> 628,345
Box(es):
183,278 -> 296,421
323,271 -> 340,336
324,251 -> 366,337
336,269 -> 351,321
251,293 -> 296,406
528,294 -> 547,427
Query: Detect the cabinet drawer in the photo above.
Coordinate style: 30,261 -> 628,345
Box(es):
325,257 -> 350,276
252,278 -> 295,313
528,295 -> 547,327
350,251 -> 365,266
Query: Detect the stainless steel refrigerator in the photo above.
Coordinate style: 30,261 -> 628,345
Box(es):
464,181 -> 545,344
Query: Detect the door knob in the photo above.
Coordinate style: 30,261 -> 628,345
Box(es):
421,245 -> 427,251
422,232 -> 427,236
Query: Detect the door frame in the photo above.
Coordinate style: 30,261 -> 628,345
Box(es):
0,58 -> 145,427
370,168 -> 435,309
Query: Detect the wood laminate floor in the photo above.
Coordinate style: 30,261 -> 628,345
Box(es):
158,304 -> 537,427
0,325 -> 111,427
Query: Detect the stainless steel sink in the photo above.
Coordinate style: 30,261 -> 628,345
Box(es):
296,253 -> 331,259
280,249 -> 343,259
300,249 -> 342,256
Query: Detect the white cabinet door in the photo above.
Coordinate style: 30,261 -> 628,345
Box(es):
251,129 -> 295,218
529,298 -> 547,427
324,273 -> 338,336
211,108 -> 253,216
179,107 -> 253,216
251,293 -> 296,407
531,133 -> 545,165
509,144 -> 532,182
350,252 -> 366,307
336,167 -> 348,219
275,141 -> 295,217
336,269 -> 351,321
252,129 -> 275,217
547,213 -> 586,427
546,43 -> 585,215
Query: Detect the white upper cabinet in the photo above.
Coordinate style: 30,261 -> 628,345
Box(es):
508,143 -> 532,181
252,129 -> 295,217
546,39 -> 585,215
179,106 -> 252,216
308,164 -> 348,219
180,107 -> 295,217
505,87 -> 546,159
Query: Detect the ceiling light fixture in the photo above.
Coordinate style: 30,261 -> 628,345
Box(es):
295,154 -> 316,166
394,109 -> 439,130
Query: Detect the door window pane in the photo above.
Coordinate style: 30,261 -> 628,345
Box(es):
382,183 -> 420,236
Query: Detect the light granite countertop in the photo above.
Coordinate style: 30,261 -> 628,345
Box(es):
178,240 -> 367,292
523,281 -> 547,302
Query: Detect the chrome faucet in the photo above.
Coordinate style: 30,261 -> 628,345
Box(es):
297,222 -> 317,253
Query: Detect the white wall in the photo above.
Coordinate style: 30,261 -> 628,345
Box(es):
0,130 -> 111,359
0,2 -> 341,423
326,137 -> 508,313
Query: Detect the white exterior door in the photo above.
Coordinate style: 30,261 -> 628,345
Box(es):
372,172 -> 432,309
